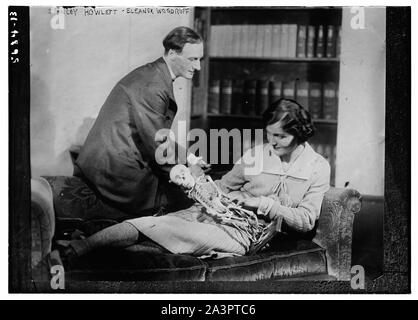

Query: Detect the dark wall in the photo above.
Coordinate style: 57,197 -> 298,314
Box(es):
352,195 -> 384,280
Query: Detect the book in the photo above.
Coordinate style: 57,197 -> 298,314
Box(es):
279,24 -> 289,57
219,25 -> 227,56
282,81 -> 295,100
217,25 -> 225,56
306,25 -> 316,58
210,25 -> 220,56
256,80 -> 270,115
271,24 -> 282,57
287,24 -> 298,58
309,82 -> 322,119
269,80 -> 282,105
296,81 -> 310,110
316,25 -> 325,58
243,80 -> 257,115
263,25 -> 273,57
208,79 -> 221,114
255,25 -> 265,57
215,25 -> 224,56
239,24 -> 250,57
220,79 -> 233,114
323,82 -> 338,119
248,25 -> 258,57
296,25 -> 307,58
231,25 -> 241,57
326,25 -> 336,58
336,26 -> 341,58
218,25 -> 230,57
224,25 -> 234,57
219,25 -> 232,56
231,79 -> 244,114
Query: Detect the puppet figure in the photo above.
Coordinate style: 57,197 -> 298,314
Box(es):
169,164 -> 276,254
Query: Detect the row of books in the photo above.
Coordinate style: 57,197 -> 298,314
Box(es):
208,79 -> 338,120
210,24 -> 341,58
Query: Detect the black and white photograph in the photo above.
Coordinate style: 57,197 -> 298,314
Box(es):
8,3 -> 410,296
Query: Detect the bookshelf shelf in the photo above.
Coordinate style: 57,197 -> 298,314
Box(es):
209,56 -> 340,63
313,119 -> 338,125
208,113 -> 260,119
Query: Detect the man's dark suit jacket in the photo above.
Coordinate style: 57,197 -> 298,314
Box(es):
75,57 -> 186,215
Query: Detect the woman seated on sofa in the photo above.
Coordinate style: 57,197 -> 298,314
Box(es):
59,98 -> 331,260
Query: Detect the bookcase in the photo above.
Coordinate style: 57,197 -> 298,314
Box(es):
191,7 -> 341,185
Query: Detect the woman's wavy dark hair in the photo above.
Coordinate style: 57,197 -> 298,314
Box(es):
262,98 -> 315,143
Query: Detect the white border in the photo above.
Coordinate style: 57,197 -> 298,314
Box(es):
1,0 -> 416,299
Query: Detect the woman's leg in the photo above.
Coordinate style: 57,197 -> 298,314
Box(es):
69,222 -> 140,257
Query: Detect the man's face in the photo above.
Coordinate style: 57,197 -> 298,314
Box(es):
169,42 -> 204,79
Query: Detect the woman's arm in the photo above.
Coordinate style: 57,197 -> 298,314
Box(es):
268,160 -> 330,232
215,161 -> 247,194
214,145 -> 264,193
242,159 -> 331,233
215,163 -> 248,194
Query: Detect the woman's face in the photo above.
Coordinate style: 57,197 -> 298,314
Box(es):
266,121 -> 298,158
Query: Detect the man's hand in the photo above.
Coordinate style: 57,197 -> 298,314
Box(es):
189,164 -> 204,178
187,154 -> 211,173
199,161 -> 211,173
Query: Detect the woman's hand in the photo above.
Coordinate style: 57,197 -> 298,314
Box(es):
187,154 -> 212,173
238,197 -> 261,211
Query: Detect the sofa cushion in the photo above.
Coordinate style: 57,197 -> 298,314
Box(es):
66,243 -> 208,281
205,240 -> 327,281
63,239 -> 327,282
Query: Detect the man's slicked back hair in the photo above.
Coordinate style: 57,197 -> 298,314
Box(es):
163,26 -> 202,54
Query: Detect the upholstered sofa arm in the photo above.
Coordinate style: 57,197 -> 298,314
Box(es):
313,187 -> 362,280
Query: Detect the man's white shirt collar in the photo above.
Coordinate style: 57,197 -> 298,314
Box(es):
163,55 -> 176,81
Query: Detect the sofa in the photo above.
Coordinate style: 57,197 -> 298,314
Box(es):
30,172 -> 362,287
